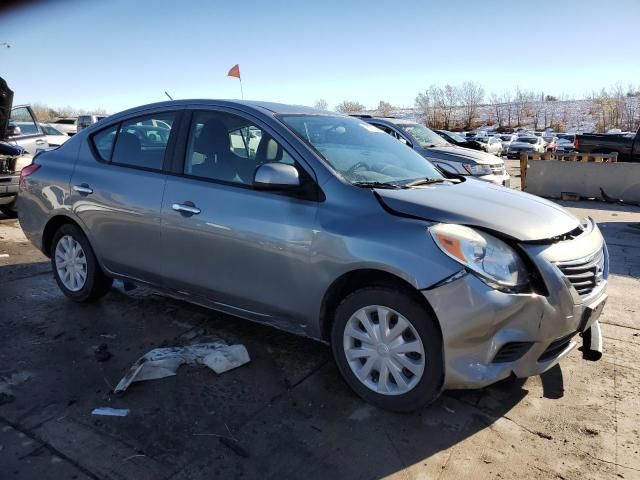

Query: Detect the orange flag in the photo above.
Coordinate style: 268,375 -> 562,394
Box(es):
227,64 -> 241,79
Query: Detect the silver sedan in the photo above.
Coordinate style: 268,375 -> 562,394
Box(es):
17,100 -> 608,411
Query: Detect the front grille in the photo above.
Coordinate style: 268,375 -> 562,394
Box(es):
555,248 -> 605,297
538,333 -> 576,362
492,341 -> 533,363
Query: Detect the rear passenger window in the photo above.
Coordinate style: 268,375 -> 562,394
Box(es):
112,113 -> 176,170
92,124 -> 118,161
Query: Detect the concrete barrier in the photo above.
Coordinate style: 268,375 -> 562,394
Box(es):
524,160 -> 640,203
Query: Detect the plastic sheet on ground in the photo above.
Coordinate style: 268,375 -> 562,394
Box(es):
114,342 -> 250,394
92,407 -> 130,417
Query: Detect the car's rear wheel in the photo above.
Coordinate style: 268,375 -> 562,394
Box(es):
51,224 -> 112,302
331,287 -> 443,412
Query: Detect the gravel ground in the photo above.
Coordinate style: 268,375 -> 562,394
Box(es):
1,163 -> 639,479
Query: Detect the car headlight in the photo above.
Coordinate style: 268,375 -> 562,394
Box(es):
462,163 -> 492,176
429,223 -> 529,291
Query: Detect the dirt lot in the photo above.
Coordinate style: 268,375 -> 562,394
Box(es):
1,163 -> 639,479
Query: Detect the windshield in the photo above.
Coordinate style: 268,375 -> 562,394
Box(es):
446,131 -> 467,143
558,134 -> 574,141
280,115 -> 444,186
516,137 -> 538,144
42,124 -> 63,135
396,123 -> 449,148
499,135 -> 513,141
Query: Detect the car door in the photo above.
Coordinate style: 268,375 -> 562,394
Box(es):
70,109 -> 182,285
160,108 -> 320,330
8,106 -> 48,154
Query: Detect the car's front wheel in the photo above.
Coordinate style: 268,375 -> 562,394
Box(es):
51,224 -> 113,302
331,287 -> 443,412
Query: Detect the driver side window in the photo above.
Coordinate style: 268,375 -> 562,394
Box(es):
184,111 -> 296,185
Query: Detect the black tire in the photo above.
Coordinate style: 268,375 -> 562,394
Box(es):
331,286 -> 444,412
50,224 -> 113,302
0,199 -> 17,218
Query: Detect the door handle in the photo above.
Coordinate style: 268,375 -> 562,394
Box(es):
73,184 -> 93,195
35,139 -> 46,145
172,202 -> 201,215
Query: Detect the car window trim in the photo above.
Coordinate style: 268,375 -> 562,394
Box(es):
164,107 -> 324,202
88,109 -> 184,174
371,122 -> 413,145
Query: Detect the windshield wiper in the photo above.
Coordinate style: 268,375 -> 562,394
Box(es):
403,177 -> 447,187
352,181 -> 403,189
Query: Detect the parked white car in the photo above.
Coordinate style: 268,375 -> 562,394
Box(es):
497,134 -> 517,153
39,123 -> 70,147
76,114 -> 108,132
474,136 -> 503,156
49,118 -> 76,136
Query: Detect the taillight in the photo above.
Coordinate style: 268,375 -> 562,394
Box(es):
573,138 -> 579,150
19,163 -> 40,187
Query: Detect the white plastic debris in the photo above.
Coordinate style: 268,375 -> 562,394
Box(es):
114,342 -> 250,393
91,407 -> 130,417
0,253 -> 9,258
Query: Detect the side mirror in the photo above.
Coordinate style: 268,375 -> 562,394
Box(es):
6,124 -> 22,136
253,163 -> 300,191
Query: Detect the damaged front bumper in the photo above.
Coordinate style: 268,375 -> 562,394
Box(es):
423,219 -> 608,389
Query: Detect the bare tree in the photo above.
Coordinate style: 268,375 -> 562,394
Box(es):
531,91 -> 545,130
513,87 -> 534,127
335,100 -> 365,113
415,89 -> 435,127
314,99 -> 328,110
376,100 -> 394,117
28,103 -> 107,122
489,92 -> 504,128
441,84 -> 458,129
459,81 -> 484,129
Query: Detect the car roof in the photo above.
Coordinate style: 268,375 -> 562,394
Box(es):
119,99 -> 327,117
354,116 -> 419,127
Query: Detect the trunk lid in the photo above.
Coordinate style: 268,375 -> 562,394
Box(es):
0,77 -> 14,140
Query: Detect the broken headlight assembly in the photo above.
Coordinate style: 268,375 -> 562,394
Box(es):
429,223 -> 529,292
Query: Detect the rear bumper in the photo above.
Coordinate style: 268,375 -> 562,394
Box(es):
423,220 -> 608,389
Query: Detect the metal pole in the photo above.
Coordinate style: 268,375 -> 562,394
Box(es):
239,77 -> 244,100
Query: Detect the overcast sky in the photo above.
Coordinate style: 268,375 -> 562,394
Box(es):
1,0 -> 639,113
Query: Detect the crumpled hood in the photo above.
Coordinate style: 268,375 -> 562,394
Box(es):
375,179 -> 581,242
418,145 -> 503,165
0,77 -> 13,141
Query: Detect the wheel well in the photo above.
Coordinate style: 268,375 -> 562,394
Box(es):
319,269 -> 439,342
41,215 -> 81,257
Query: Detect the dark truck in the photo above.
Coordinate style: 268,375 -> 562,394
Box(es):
1,77 -> 48,216
575,127 -> 640,162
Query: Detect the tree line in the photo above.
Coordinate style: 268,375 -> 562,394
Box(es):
30,103 -> 108,123
317,81 -> 640,133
